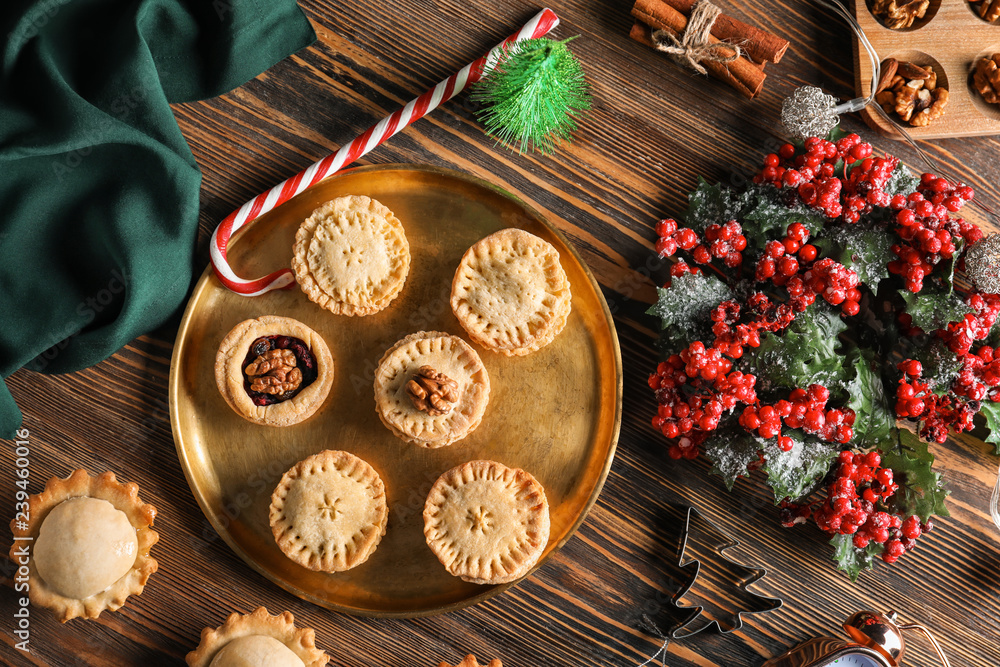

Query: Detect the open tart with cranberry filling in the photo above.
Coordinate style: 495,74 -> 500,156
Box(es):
215,315 -> 334,427
9,469 -> 158,622
186,606 -> 328,667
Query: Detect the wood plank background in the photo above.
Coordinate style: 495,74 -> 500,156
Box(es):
3,0 -> 1000,665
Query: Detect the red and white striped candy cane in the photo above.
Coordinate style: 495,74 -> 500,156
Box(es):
210,8 -> 560,296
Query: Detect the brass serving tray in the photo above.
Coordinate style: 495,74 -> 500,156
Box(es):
169,164 -> 622,617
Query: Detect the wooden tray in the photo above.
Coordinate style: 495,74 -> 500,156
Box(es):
852,0 -> 1000,139
169,164 -> 622,617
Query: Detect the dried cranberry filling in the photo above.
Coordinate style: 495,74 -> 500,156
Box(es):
241,335 -> 318,406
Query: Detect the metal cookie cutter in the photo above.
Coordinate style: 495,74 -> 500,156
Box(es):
667,506 -> 782,639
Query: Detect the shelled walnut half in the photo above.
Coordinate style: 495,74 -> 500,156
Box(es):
973,54 -> 1000,105
874,58 -> 948,127
869,0 -> 929,28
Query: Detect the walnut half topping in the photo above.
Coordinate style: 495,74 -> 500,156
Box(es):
406,366 -> 459,415
246,348 -> 302,395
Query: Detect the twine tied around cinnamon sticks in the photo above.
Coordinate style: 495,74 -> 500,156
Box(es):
630,0 -> 789,99
651,0 -> 741,76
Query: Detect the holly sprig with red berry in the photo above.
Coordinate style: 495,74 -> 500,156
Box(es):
645,132 -> 992,580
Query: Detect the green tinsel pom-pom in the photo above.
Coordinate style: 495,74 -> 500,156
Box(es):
471,37 -> 592,155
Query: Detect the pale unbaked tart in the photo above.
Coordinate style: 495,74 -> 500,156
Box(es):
451,228 -> 572,356
215,315 -> 334,427
423,460 -> 550,585
9,469 -> 158,622
292,195 -> 411,316
374,331 -> 490,448
186,607 -> 328,667
269,450 -> 388,572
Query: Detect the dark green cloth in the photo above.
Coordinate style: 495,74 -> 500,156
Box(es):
0,0 -> 316,437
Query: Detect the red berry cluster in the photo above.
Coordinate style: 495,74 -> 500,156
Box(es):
888,175 -> 979,292
753,223 -> 861,316
739,384 -> 855,451
895,293 -> 1000,442
896,357 -> 983,443
648,349 -> 757,460
783,450 -> 929,563
939,292 -> 1000,355
755,135 -> 896,223
755,222 -> 812,281
655,218 -> 747,269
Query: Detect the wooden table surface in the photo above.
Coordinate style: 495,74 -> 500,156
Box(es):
4,1 -> 1000,665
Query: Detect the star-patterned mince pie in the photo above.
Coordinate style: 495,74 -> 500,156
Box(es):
269,450 -> 388,572
423,460 -> 549,585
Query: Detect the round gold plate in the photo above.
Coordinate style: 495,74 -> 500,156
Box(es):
169,164 -> 622,617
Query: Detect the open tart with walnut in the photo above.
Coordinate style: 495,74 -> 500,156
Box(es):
9,469 -> 158,622
186,606 -> 328,667
439,656 -> 502,667
215,315 -> 334,427
374,331 -> 490,448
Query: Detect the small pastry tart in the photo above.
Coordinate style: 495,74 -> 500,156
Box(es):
9,469 -> 158,622
423,460 -> 549,585
292,195 -> 411,316
186,607 -> 328,667
374,331 -> 490,448
269,450 -> 388,572
215,315 -> 334,427
451,228 -> 571,356
439,656 -> 503,667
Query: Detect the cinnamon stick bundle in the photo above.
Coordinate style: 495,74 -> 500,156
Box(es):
654,0 -> 789,64
630,0 -> 766,99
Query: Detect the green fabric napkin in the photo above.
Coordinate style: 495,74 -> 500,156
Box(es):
0,0 -> 316,437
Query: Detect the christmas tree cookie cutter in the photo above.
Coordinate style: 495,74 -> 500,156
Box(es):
665,506 -> 783,639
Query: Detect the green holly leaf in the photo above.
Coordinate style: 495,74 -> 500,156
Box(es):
884,163 -> 921,198
830,532 -> 883,581
976,400 -> 1000,454
813,222 -> 893,288
762,430 -> 840,502
705,421 -> 762,490
825,126 -> 851,143
741,304 -> 849,395
879,429 -> 950,522
909,339 -> 962,396
845,348 -> 895,448
684,178 -> 740,233
646,272 -> 733,357
898,282 -> 972,332
741,188 -> 828,255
